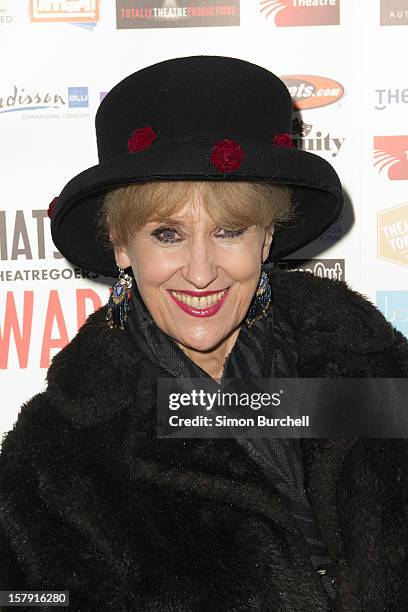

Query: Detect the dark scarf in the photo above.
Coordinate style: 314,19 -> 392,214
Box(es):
124,273 -> 337,602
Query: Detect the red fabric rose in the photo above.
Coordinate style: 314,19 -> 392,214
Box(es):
210,138 -> 244,172
127,125 -> 157,153
274,133 -> 294,148
47,196 -> 58,219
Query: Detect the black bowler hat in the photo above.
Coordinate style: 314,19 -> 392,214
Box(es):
50,55 -> 344,277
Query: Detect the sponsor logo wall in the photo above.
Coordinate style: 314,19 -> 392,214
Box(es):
272,258 -> 345,280
258,0 -> 340,27
116,0 -> 240,28
377,291 -> 408,336
380,0 -> 408,25
378,202 -> 408,267
0,0 -> 407,442
29,0 -> 100,23
374,136 -> 408,180
0,0 -> 15,24
282,75 -> 344,110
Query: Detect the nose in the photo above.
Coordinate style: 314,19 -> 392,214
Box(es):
180,236 -> 219,289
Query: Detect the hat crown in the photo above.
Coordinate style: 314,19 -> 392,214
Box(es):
51,55 -> 343,277
95,55 -> 293,163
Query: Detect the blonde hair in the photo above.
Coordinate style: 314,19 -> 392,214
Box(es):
96,180 -> 296,250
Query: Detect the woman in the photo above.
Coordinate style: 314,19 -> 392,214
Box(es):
1,55 -> 408,612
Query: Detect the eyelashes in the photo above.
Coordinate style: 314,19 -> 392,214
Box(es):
151,226 -> 248,244
150,227 -> 181,244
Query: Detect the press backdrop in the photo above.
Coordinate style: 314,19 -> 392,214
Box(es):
1,0 -> 407,445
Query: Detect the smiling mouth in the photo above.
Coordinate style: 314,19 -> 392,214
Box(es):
168,288 -> 228,309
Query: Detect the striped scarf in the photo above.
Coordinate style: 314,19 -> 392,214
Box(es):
125,272 -> 337,602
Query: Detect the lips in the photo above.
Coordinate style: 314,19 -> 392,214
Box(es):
167,287 -> 230,318
169,288 -> 229,297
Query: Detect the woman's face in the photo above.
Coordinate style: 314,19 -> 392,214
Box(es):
113,194 -> 273,353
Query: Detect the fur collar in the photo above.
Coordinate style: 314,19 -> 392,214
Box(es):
41,268 -> 408,609
43,267 -> 408,599
46,267 -> 398,430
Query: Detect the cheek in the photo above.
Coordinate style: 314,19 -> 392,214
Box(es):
219,241 -> 263,279
131,243 -> 179,286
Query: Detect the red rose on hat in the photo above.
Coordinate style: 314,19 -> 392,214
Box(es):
48,196 -> 58,219
274,133 -> 294,148
210,138 -> 244,172
127,125 -> 157,153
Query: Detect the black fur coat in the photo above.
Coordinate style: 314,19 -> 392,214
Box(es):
1,268 -> 408,612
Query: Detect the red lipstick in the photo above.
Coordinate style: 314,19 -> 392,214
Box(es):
167,287 -> 229,318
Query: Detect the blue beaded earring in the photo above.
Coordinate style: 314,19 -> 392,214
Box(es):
245,269 -> 272,328
106,266 -> 133,330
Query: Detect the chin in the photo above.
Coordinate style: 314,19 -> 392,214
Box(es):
178,333 -> 226,353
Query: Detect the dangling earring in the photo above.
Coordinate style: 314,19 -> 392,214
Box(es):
245,269 -> 272,328
106,266 -> 133,330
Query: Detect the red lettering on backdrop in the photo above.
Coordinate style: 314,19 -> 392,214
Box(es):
76,289 -> 103,330
1,289 -> 107,369
0,291 -> 33,369
40,290 -> 69,368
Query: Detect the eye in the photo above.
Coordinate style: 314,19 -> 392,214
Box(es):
216,228 -> 247,240
151,226 -> 182,244
150,225 -> 248,244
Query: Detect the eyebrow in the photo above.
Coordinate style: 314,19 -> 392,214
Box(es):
149,216 -> 196,226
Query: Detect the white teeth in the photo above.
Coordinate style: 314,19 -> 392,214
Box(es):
170,289 -> 226,308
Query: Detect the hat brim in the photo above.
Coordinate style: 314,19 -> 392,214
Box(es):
51,136 -> 344,277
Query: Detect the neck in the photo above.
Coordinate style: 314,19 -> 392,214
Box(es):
176,325 -> 241,380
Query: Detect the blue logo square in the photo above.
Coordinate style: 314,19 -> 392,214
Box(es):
68,87 -> 89,108
377,291 -> 408,338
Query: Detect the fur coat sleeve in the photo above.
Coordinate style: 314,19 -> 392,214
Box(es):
1,269 -> 408,612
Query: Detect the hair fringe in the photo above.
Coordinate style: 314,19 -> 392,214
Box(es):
95,180 -> 297,250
